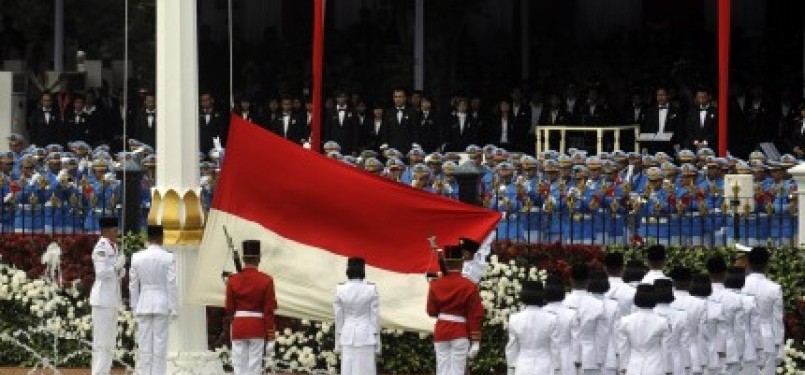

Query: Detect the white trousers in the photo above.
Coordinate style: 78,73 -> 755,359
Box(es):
434,338 -> 469,375
91,306 -> 118,375
135,314 -> 170,375
739,361 -> 760,375
340,345 -> 376,375
232,338 -> 265,375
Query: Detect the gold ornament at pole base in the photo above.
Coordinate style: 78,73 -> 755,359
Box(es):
147,188 -> 205,245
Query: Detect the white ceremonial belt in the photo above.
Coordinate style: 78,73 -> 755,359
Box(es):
235,311 -> 264,318
438,313 -> 466,323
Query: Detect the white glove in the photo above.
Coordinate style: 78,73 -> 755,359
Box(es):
467,341 -> 480,359
114,253 -> 126,270
507,368 -> 515,375
265,341 -> 276,354
375,342 -> 382,355
334,343 -> 341,354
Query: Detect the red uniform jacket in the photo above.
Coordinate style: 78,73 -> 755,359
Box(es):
225,267 -> 277,340
426,272 -> 484,342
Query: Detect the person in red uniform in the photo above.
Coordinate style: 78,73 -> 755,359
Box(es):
427,245 -> 485,375
225,240 -> 278,375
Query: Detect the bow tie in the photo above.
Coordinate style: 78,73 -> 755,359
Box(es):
658,105 -> 668,109
338,108 -> 347,112
396,107 -> 404,111
146,111 -> 155,115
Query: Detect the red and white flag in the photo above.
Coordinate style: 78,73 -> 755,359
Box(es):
189,115 -> 500,332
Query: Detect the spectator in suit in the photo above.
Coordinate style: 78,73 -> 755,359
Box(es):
271,96 -> 307,145
644,87 -> 682,153
234,95 -> 263,125
786,103 -> 805,158
416,95 -> 440,152
443,97 -> 479,152
364,102 -> 388,151
199,91 -> 227,152
64,94 -> 95,144
685,87 -> 718,150
132,92 -> 156,147
485,99 -> 515,150
27,92 -> 63,146
325,90 -> 358,154
384,88 -> 419,153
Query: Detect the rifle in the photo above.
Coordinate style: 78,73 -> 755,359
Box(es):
426,235 -> 449,279
221,225 -> 243,280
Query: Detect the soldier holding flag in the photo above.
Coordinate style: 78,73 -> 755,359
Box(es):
427,245 -> 485,375
225,239 -> 278,375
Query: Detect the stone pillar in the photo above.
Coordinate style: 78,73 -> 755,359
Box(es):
154,0 -> 221,373
788,164 -> 805,247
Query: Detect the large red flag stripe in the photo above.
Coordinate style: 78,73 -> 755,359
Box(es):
189,115 -> 500,332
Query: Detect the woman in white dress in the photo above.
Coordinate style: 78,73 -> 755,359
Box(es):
505,280 -> 560,375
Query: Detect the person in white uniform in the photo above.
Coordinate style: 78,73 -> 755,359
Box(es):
641,245 -> 670,284
669,267 -> 708,375
129,225 -> 178,375
653,279 -> 691,375
334,257 -> 380,375
615,284 -> 673,375
459,235 -> 493,284
741,248 -> 783,375
588,271 -> 620,375
563,264 -> 606,374
725,267 -> 761,375
90,217 -> 125,375
707,256 -> 744,374
544,276 -> 580,375
505,280 -> 560,375
689,274 -> 725,375
602,252 -> 635,319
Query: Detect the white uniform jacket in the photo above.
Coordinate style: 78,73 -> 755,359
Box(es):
670,290 -> 707,373
129,244 -> 178,315
505,306 -> 560,375
90,237 -> 124,308
654,303 -> 690,374
606,277 -> 636,318
710,284 -> 745,365
334,280 -> 380,348
563,290 -> 606,371
738,292 -> 761,364
742,273 -> 784,360
544,301 -> 580,375
615,309 -> 673,375
641,269 -> 669,285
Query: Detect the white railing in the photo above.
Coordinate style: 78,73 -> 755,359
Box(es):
535,125 -> 641,154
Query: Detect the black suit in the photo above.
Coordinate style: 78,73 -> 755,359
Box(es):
384,106 -> 420,153
784,117 -> 805,153
686,106 -> 718,148
199,110 -> 228,152
270,112 -> 308,145
364,118 -> 388,151
237,110 -> 264,128
643,104 -> 681,154
133,109 -> 157,147
484,114 -> 516,149
442,113 -> 479,152
27,107 -> 63,146
324,107 -> 358,154
64,110 -> 93,143
415,110 -> 440,152
509,104 -> 531,151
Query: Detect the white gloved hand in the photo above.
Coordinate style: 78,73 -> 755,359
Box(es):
467,341 -> 480,359
507,367 -> 515,375
114,253 -> 126,270
265,341 -> 276,354
334,343 -> 341,354
375,342 -> 382,355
